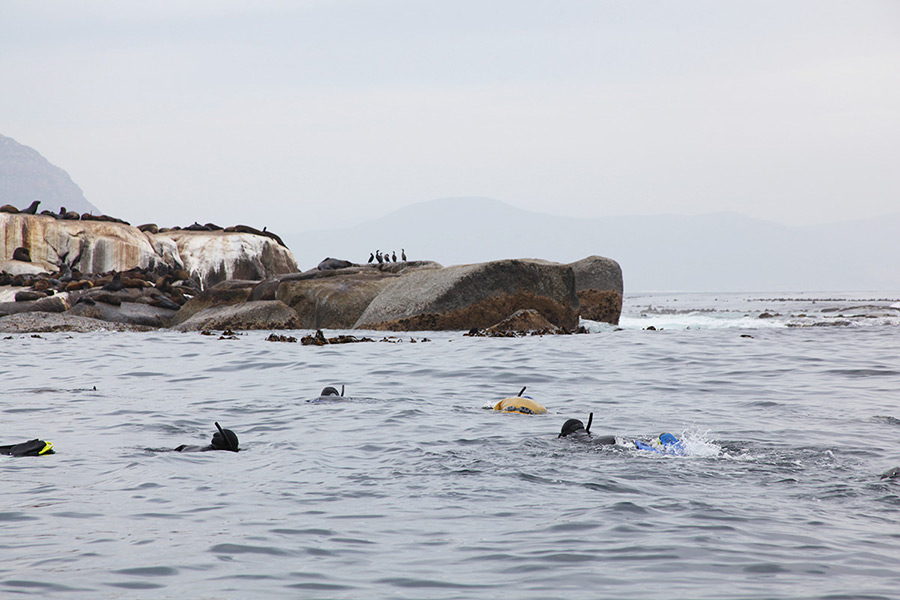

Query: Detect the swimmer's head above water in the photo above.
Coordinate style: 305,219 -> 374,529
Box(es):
559,413 -> 593,438
212,422 -> 239,451
174,422 -> 239,453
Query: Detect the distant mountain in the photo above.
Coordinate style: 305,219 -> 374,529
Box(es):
0,133 -> 100,215
282,197 -> 900,293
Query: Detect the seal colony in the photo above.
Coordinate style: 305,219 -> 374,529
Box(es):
1,263 -> 198,312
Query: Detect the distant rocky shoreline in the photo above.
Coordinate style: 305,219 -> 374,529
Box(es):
1,212 -> 623,334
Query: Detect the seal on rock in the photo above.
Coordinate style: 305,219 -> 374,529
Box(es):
317,257 -> 354,271
12,247 -> 31,262
21,200 -> 40,215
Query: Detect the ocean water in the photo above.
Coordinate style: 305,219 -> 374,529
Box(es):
2,292 -> 900,599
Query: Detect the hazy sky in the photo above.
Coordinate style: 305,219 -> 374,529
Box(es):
2,1 -> 899,231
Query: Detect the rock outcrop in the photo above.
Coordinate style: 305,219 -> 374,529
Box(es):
276,262 -> 441,329
567,255 -> 623,325
486,308 -> 561,334
0,295 -> 68,317
0,311 -> 154,333
1,213 -> 299,289
151,229 -> 298,288
2,245 -> 623,332
1,213 -> 163,274
173,300 -> 301,332
66,299 -> 177,328
170,279 -> 258,327
0,258 -> 56,277
354,259 -> 579,331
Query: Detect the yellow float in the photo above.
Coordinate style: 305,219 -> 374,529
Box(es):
492,387 -> 547,415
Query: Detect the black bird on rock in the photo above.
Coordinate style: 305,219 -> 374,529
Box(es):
392,251 -> 397,262
401,248 -> 406,261
368,253 -> 374,264
376,251 -> 384,264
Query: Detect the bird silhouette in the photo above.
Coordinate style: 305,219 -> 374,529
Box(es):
392,251 -> 397,262
401,248 -> 406,261
368,253 -> 374,263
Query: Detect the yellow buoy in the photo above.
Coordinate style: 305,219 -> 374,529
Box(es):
493,396 -> 547,415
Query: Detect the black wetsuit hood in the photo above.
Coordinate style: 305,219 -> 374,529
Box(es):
211,428 -> 239,452
559,418 -> 588,438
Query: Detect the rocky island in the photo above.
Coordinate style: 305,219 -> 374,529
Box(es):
1,210 -> 622,334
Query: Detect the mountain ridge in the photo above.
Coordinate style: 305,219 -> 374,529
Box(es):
0,133 -> 101,215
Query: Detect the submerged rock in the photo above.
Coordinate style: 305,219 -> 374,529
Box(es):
0,311 -> 155,333
486,308 -> 561,334
173,300 -> 301,331
300,329 -> 375,345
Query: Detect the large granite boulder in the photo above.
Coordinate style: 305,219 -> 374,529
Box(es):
276,262 -> 440,329
354,259 -> 579,331
567,255 -> 623,324
150,230 -> 298,289
170,279 -> 258,327
173,300 -> 302,331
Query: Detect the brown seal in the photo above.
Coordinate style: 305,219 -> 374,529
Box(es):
12,247 -> 31,262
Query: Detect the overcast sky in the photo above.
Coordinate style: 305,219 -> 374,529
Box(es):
2,1 -> 899,231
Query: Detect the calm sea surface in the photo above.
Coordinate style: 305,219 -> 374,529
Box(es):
2,292 -> 900,599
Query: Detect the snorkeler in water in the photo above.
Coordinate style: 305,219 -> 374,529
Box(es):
558,413 -> 684,454
0,439 -> 54,456
174,423 -> 239,453
308,385 -> 349,403
558,413 -> 617,445
320,385 -> 343,397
